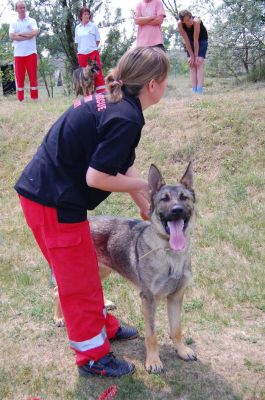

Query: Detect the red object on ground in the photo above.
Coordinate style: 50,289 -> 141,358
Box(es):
97,385 -> 118,400
27,397 -> 42,400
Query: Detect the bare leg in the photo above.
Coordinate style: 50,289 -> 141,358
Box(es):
196,57 -> 205,92
167,289 -> 197,361
189,65 -> 198,92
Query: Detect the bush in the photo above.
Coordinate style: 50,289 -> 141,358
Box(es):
247,64 -> 265,82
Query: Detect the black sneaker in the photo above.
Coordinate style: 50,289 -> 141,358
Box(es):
112,326 -> 139,341
78,352 -> 135,378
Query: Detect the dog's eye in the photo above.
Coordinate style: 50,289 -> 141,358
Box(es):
161,194 -> 170,202
180,193 -> 188,201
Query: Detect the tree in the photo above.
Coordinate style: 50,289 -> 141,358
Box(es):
163,24 -> 178,49
100,7 -> 135,75
208,0 -> 265,77
19,0 -> 105,95
0,23 -> 13,64
161,0 -> 179,22
0,23 -> 15,92
27,0 -> 104,72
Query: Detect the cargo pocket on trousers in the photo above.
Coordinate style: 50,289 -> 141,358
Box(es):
46,231 -> 90,297
46,231 -> 82,249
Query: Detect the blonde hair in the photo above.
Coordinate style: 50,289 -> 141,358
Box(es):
106,46 -> 170,103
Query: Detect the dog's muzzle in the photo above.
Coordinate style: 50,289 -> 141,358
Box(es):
91,67 -> 99,74
160,206 -> 190,252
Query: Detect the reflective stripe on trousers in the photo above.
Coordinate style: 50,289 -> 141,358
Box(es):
69,308 -> 107,351
96,85 -> 106,91
70,326 -> 107,352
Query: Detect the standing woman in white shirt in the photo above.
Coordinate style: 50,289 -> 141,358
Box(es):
9,1 -> 39,101
75,7 -> 106,93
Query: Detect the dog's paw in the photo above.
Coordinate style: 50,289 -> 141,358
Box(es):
145,356 -> 164,374
104,299 -> 116,311
176,345 -> 197,361
54,317 -> 65,328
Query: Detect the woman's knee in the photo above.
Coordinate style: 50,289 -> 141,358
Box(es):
196,57 -> 204,66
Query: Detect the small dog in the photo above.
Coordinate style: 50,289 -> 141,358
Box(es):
72,59 -> 100,97
53,163 -> 197,373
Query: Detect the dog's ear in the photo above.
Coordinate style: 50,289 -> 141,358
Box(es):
148,164 -> 165,193
180,161 -> 193,189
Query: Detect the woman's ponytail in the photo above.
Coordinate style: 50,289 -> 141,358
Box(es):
106,47 -> 169,103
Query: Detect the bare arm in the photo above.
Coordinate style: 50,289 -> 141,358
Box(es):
10,30 -> 38,41
193,18 -> 201,58
134,15 -> 157,26
126,165 -> 150,220
148,15 -> 165,26
86,166 -> 149,195
177,21 -> 194,57
10,33 -> 27,41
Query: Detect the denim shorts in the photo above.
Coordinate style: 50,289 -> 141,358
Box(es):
186,40 -> 208,58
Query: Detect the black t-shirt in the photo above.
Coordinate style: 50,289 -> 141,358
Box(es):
182,18 -> 208,42
15,92 -> 145,222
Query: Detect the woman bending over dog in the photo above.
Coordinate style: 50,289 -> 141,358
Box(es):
15,46 -> 169,378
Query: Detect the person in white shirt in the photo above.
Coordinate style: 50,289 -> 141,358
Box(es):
75,7 -> 105,93
9,1 -> 39,101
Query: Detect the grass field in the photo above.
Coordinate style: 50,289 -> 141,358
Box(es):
0,75 -> 265,400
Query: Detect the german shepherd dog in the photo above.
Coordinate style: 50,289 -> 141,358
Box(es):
72,58 -> 100,97
53,163 -> 197,373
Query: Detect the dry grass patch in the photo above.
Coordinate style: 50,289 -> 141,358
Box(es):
1,78 -> 265,399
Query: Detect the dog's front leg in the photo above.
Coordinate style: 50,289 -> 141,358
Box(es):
167,289 -> 197,361
141,292 -> 163,373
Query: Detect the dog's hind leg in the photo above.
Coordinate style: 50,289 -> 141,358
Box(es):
53,265 -> 114,327
54,285 -> 65,327
98,264 -> 116,310
141,292 -> 163,373
167,289 -> 197,361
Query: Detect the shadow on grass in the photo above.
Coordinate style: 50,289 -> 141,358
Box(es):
75,336 -> 241,400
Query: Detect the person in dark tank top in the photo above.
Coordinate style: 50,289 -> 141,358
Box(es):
177,9 -> 208,94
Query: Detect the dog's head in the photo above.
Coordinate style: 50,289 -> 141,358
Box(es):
82,60 -> 100,83
148,162 -> 195,252
87,58 -> 100,75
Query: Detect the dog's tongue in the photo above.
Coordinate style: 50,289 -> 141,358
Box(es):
168,220 -> 186,251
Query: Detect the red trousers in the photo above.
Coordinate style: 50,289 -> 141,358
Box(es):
14,53 -> 38,101
19,195 -> 119,366
77,50 -> 106,93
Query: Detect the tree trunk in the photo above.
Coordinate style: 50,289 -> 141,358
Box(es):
38,52 -> 51,97
59,0 -> 78,72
